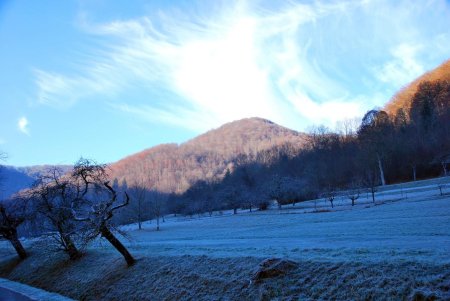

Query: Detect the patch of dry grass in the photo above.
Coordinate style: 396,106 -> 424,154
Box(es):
1,244 -> 449,300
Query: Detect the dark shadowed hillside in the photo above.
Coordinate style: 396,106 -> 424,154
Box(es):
0,165 -> 72,198
384,59 -> 450,115
109,117 -> 307,193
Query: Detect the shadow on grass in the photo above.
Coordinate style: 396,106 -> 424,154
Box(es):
0,256 -> 25,276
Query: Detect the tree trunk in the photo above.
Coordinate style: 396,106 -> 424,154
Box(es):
371,188 -> 376,203
329,200 -> 334,208
442,161 -> 448,176
412,165 -> 417,181
57,222 -> 81,260
9,231 -> 27,260
62,234 -> 81,260
377,154 -> 386,186
156,215 -> 160,231
138,200 -> 142,230
233,208 -> 237,214
100,225 -> 135,266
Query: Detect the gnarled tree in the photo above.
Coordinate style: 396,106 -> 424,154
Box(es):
0,151 -> 27,259
30,168 -> 82,260
0,200 -> 28,260
71,158 -> 135,266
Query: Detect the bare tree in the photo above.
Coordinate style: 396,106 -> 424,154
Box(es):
346,180 -> 361,207
268,175 -> 283,210
149,190 -> 166,231
127,180 -> 149,230
185,180 -> 216,217
202,184 -> 217,217
437,177 -> 448,196
235,163 -> 260,212
439,154 -> 449,177
71,158 -> 135,266
358,110 -> 394,186
134,162 -> 167,231
321,187 -> 336,208
335,117 -> 360,141
221,186 -> 241,214
267,175 -> 304,209
362,169 -> 379,203
0,200 -> 28,259
0,151 -> 27,259
219,169 -> 243,214
30,168 -> 82,260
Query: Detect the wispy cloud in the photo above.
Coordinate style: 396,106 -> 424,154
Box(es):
376,43 -> 425,87
33,0 -> 450,131
18,117 -> 30,135
0,138 -> 5,145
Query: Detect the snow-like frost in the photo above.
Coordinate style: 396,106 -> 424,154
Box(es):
115,179 -> 450,264
0,178 -> 449,300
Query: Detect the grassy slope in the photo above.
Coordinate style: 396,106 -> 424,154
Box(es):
1,249 -> 449,300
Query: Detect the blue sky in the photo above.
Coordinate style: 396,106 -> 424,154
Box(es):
1,0 -> 449,166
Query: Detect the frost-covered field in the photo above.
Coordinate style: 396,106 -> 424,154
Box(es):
1,178 -> 450,300
122,180 -> 450,264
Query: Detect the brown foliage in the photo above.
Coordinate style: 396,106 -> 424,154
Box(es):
384,59 -> 450,116
109,118 -> 307,194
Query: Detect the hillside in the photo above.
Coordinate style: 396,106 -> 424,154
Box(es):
384,59 -> 450,115
0,165 -> 72,199
109,117 -> 307,193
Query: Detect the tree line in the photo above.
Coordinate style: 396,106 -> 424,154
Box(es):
166,80 -> 450,216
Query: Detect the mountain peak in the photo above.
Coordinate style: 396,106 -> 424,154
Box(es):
229,117 -> 275,124
110,117 -> 306,193
183,117 -> 305,154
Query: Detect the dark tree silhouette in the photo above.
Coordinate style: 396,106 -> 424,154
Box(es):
346,180 -> 361,207
358,110 -> 393,186
362,169 -> 379,204
321,187 -> 336,208
29,168 -> 82,260
0,202 -> 28,259
0,152 -> 27,259
124,178 -> 153,230
71,158 -> 135,266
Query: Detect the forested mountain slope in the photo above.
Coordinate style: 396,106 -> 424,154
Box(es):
109,117 -> 307,194
384,59 -> 450,115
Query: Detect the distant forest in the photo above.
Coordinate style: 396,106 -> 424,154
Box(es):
114,80 -> 450,224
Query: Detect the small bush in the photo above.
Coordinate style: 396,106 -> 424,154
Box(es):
258,202 -> 269,211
